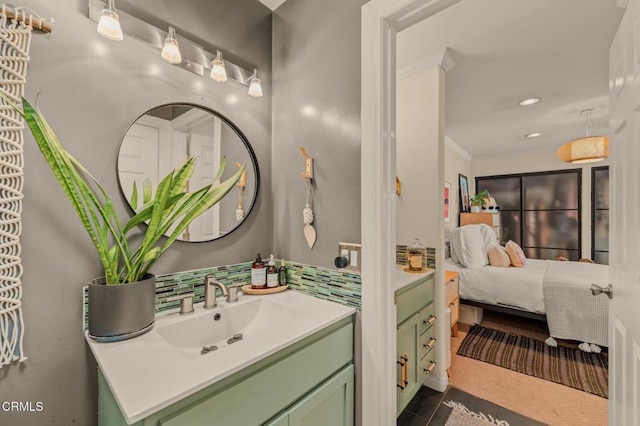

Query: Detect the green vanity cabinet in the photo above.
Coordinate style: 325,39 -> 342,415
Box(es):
98,316 -> 354,426
395,274 -> 436,416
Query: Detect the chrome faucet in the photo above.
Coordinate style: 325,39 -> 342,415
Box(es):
204,275 -> 229,309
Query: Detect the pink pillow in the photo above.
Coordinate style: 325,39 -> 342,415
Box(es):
487,245 -> 510,268
505,240 -> 527,267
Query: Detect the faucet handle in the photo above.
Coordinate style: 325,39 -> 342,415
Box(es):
227,286 -> 239,302
167,293 -> 194,315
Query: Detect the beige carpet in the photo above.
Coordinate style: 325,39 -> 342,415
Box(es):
449,313 -> 607,426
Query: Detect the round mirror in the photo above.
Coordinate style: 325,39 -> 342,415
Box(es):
117,103 -> 259,242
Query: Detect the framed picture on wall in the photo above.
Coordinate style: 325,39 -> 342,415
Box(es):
459,174 -> 470,213
444,182 -> 451,222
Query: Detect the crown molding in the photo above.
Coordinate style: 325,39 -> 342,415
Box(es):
397,47 -> 456,80
445,135 -> 472,161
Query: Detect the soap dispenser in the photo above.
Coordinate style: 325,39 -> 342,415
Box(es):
266,255 -> 278,288
251,253 -> 267,289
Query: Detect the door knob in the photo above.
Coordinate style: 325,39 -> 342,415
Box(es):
590,284 -> 612,299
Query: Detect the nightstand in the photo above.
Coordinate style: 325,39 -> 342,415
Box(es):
445,271 -> 459,337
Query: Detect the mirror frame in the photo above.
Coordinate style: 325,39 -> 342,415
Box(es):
116,102 -> 261,243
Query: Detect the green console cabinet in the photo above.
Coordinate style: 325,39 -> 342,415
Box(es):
395,274 -> 436,416
99,316 -> 354,426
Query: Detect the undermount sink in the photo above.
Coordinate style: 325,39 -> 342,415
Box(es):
156,297 -> 300,356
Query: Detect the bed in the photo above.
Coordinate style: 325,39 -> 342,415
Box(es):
446,224 -> 609,347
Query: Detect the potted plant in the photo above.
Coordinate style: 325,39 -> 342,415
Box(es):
469,189 -> 489,213
10,97 -> 244,341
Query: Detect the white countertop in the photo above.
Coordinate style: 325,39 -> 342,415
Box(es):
395,265 -> 435,291
86,290 -> 355,424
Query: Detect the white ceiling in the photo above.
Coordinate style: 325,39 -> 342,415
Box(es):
258,0 -> 287,10
397,0 -> 624,158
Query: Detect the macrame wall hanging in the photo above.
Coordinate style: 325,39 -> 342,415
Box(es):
0,4 -> 51,368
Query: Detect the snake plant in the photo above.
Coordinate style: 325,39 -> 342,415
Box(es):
12,97 -> 244,285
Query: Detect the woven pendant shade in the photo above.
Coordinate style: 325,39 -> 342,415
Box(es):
557,136 -> 609,164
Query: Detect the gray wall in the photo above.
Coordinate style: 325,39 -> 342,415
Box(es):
272,0 -> 366,269
2,1 -> 271,425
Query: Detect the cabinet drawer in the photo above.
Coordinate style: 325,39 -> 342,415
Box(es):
420,356 -> 437,377
419,327 -> 436,360
444,278 -> 458,304
418,303 -> 436,335
396,276 -> 434,325
449,297 -> 459,325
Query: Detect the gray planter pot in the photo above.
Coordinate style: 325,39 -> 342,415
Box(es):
88,274 -> 156,342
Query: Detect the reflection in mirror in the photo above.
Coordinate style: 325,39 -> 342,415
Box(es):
117,103 -> 259,242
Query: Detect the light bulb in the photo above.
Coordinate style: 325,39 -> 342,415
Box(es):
97,0 -> 123,41
210,51 -> 227,82
248,71 -> 263,98
161,27 -> 181,64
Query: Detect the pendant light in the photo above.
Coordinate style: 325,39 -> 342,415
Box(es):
557,109 -> 609,164
161,26 -> 182,64
247,69 -> 263,98
210,50 -> 227,82
97,0 -> 123,41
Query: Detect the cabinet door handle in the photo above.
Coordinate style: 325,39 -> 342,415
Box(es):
423,315 -> 437,327
397,357 -> 406,391
423,360 -> 437,375
403,354 -> 409,385
423,337 -> 437,351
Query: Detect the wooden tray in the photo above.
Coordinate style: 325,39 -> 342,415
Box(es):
402,267 -> 431,274
241,284 -> 288,295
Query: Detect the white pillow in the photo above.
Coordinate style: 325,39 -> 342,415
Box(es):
477,223 -> 498,250
451,225 -> 489,269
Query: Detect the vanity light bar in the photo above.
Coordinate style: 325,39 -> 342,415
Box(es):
87,0 -> 261,94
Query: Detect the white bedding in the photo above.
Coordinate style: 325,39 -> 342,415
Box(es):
445,258 -> 547,314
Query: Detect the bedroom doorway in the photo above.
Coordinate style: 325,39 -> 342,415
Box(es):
361,0 -> 639,424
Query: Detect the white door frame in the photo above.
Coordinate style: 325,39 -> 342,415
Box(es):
360,0 -> 460,424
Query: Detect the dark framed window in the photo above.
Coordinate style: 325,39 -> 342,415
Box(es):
591,166 -> 609,264
477,169 -> 582,260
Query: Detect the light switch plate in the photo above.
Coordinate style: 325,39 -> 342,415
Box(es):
338,242 -> 361,272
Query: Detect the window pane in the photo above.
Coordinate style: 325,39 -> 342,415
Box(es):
523,173 -> 579,210
594,210 -> 609,251
594,251 -> 609,265
594,169 -> 609,209
522,211 -> 579,250
477,177 -> 521,210
524,247 -> 579,261
499,211 -> 521,245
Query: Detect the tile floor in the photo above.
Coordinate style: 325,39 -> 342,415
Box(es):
397,386 -> 543,425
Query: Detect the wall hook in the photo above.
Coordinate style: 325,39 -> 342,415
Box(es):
299,146 -> 313,180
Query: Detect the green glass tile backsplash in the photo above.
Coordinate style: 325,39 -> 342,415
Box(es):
83,260 -> 361,330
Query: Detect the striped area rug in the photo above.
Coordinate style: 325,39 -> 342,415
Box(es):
457,325 -> 608,398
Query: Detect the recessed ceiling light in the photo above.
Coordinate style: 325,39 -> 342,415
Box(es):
519,97 -> 541,106
525,132 -> 542,138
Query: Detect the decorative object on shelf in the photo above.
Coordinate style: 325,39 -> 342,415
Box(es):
469,189 -> 489,213
557,109 -> 609,164
0,5 -> 52,367
6,98 -> 244,341
300,146 -> 316,249
444,181 -> 451,223
458,174 -> 469,213
88,0 -> 262,97
405,238 -> 427,272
